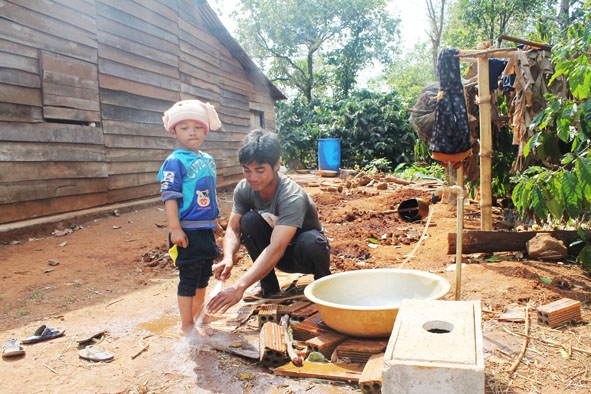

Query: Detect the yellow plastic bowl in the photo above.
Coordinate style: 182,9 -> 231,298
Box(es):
304,268 -> 450,337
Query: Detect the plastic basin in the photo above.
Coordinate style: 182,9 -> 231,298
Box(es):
304,268 -> 451,337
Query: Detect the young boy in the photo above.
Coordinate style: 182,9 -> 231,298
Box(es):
158,99 -> 222,337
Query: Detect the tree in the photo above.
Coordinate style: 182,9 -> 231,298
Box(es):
451,0 -> 558,47
510,2 -> 591,269
382,42 -> 433,104
233,0 -> 400,102
425,0 -> 446,79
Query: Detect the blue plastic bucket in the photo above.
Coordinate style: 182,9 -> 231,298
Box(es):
318,138 -> 341,171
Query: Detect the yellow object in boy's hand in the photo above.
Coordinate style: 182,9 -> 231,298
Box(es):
169,244 -> 178,265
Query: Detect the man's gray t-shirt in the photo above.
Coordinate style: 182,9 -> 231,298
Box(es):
232,173 -> 322,231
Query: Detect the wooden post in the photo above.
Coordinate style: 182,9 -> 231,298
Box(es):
477,55 -> 493,230
455,165 -> 464,301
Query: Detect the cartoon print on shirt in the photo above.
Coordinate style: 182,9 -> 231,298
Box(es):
196,190 -> 210,207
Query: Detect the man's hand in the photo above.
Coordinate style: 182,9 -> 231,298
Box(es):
212,258 -> 233,281
206,286 -> 243,314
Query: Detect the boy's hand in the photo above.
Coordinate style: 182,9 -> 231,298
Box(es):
169,228 -> 188,248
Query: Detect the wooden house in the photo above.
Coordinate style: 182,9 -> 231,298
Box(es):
0,0 -> 285,225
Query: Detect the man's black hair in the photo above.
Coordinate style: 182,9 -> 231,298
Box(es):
238,129 -> 281,166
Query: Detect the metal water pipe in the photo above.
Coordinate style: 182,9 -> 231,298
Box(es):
436,184 -> 465,300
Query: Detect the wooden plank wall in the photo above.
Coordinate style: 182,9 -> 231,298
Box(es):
0,0 -> 280,225
0,0 -> 106,223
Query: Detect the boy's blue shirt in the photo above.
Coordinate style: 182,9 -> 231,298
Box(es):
157,149 -> 218,229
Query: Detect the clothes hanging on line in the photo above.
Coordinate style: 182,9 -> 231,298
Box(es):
430,48 -> 472,168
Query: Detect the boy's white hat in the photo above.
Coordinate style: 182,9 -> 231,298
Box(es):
162,99 -> 222,134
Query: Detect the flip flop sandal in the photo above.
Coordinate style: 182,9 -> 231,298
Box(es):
22,325 -> 65,344
2,339 -> 25,358
78,345 -> 114,362
76,330 -> 106,346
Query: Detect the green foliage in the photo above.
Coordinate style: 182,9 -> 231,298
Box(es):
276,90 -> 417,171
511,8 -> 591,270
363,158 -> 392,174
490,124 -> 518,199
393,162 -> 445,181
444,0 -> 558,48
413,139 -> 432,163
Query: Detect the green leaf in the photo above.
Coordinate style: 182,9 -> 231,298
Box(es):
524,132 -> 540,158
576,158 -> 591,205
531,184 -> 549,220
539,277 -> 552,284
367,237 -> 379,244
569,56 -> 591,100
512,180 -> 526,212
562,172 -> 583,219
545,174 -> 564,219
577,245 -> 591,271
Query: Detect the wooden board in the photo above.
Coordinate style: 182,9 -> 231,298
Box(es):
1,178 -> 107,204
108,172 -> 159,190
0,102 -> 42,122
274,361 -> 364,382
0,193 -> 108,223
99,0 -> 177,35
107,184 -> 160,203
99,45 -> 179,78
96,2 -> 178,45
3,1 -> 97,48
0,162 -> 107,182
18,0 -> 97,34
97,31 -> 179,66
98,75 -> 179,101
0,142 -> 104,162
102,120 -> 166,137
0,84 -> 42,106
200,329 -> 260,360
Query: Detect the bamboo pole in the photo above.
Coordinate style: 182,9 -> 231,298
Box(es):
476,55 -> 493,230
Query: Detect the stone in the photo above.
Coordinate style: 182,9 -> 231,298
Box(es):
526,233 -> 567,260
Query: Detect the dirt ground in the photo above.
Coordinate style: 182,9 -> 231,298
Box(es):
1,172 -> 591,394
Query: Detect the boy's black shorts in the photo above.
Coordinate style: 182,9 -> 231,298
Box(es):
169,229 -> 219,296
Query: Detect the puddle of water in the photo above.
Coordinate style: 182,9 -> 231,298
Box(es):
138,314 -> 178,336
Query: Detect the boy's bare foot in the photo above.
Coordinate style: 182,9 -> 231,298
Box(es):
195,326 -> 214,337
181,324 -> 197,337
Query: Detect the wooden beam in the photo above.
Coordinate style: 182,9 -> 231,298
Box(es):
499,35 -> 552,51
447,230 -> 590,254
